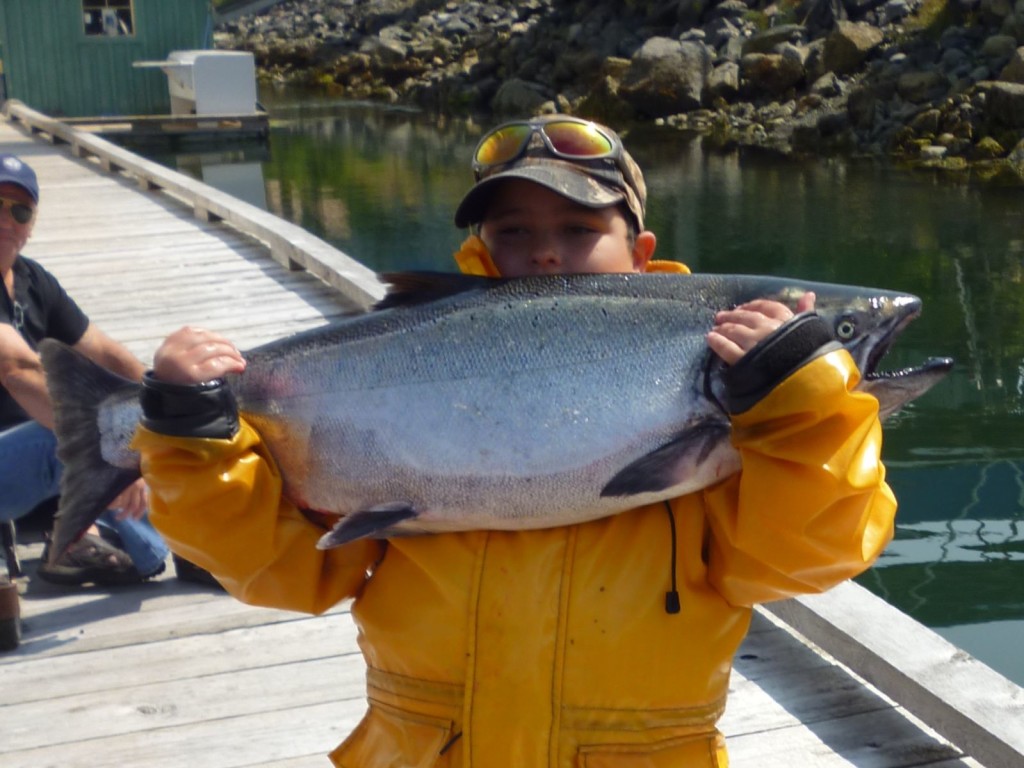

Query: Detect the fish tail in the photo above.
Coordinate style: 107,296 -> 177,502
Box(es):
39,340 -> 142,562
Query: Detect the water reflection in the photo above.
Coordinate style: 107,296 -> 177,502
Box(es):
150,144 -> 268,205
134,95 -> 1024,685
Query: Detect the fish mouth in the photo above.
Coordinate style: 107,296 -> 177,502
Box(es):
855,299 -> 921,379
858,356 -> 954,419
863,356 -> 955,383
842,297 -> 953,417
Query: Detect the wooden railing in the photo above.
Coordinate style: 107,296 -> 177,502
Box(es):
2,99 -> 386,312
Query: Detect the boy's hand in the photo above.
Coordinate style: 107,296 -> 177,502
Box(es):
152,327 -> 246,386
707,292 -> 816,366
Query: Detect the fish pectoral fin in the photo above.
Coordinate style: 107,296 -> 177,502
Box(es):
600,420 -> 731,498
316,503 -> 419,549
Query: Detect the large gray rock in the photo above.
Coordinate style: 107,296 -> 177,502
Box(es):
742,24 -> 808,56
1008,137 -> 1024,169
1002,12 -> 1024,42
800,0 -> 847,36
982,33 -> 1020,60
880,0 -> 914,24
706,61 -> 740,102
703,17 -> 741,51
847,81 -> 895,128
897,70 -> 949,102
619,37 -> 712,117
980,0 -> 1015,20
741,52 -> 805,96
490,78 -> 551,116
823,21 -> 884,75
359,35 -> 408,66
999,46 -> 1024,81
982,80 -> 1024,125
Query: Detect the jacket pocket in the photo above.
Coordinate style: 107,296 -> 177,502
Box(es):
330,702 -> 456,768
577,731 -> 727,768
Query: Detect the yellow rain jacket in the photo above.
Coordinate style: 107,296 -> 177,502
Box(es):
136,237 -> 896,768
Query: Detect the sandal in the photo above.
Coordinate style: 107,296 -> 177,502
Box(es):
0,576 -> 19,651
37,532 -> 146,587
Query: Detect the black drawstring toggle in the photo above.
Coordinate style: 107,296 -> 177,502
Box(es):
665,590 -> 681,614
664,501 -> 681,615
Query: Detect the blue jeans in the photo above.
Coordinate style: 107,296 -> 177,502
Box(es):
0,420 -> 169,576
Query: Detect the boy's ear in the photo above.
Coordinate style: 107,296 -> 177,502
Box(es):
632,231 -> 657,272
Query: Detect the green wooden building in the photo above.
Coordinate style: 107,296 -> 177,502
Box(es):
0,0 -> 213,117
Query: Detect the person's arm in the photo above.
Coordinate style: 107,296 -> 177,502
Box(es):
702,315 -> 895,606
72,323 -> 146,381
133,327 -> 383,614
0,322 -> 55,428
0,321 -> 151,514
0,320 -> 148,423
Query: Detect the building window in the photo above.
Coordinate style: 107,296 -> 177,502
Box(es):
83,1 -> 134,37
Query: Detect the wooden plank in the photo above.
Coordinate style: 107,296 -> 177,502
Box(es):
726,708 -> 976,767
4,547 -> 308,659
5,655 -> 365,752
3,613 -> 357,704
15,589 -> 298,659
2,700 -> 361,768
766,582 -> 1024,768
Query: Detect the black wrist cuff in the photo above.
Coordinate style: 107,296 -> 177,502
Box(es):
140,372 -> 239,439
724,312 -> 841,414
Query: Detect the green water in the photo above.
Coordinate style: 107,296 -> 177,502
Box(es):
149,88 -> 1024,687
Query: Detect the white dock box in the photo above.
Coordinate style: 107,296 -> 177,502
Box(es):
136,50 -> 258,116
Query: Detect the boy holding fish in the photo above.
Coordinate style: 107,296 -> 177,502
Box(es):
133,117 -> 896,766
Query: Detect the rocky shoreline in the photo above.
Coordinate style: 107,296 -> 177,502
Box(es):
215,0 -> 1024,181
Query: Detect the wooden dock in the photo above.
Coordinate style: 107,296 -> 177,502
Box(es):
1,103 -> 1022,768
59,111 -> 271,151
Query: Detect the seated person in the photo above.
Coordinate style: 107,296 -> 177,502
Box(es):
0,153 -> 168,585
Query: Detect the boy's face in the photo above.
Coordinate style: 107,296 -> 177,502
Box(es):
478,180 -> 655,277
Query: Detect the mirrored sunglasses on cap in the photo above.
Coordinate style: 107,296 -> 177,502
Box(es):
0,197 -> 34,225
472,117 -> 624,179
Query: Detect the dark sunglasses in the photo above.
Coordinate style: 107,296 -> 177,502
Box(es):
472,118 -> 622,178
0,197 -> 34,225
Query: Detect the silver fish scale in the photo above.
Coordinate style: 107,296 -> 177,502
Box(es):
237,289 -> 717,524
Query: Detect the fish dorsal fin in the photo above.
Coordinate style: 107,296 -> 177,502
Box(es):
375,271 -> 497,310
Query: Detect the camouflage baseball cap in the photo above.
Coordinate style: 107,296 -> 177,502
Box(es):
454,116 -> 647,231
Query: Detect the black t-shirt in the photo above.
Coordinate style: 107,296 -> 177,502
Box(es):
0,255 -> 89,429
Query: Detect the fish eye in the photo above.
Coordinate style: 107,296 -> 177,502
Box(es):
835,315 -> 857,340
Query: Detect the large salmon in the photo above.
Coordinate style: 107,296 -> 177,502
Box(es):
40,272 -> 952,558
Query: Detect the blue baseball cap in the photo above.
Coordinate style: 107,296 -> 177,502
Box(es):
0,154 -> 39,202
